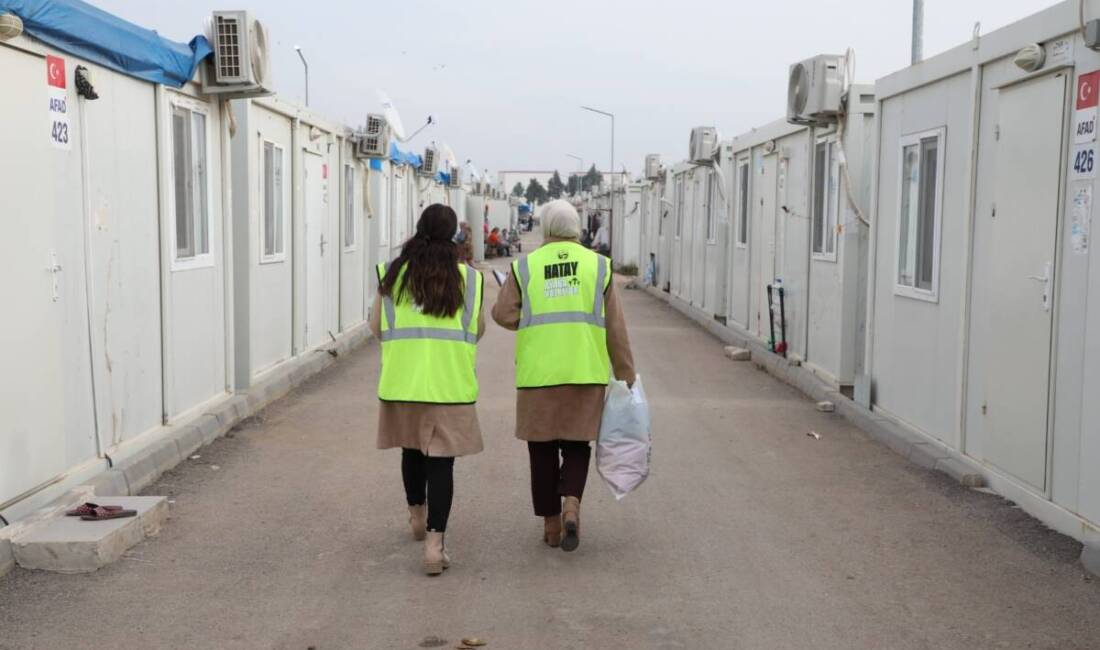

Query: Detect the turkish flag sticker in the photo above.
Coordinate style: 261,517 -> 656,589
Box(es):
46,55 -> 66,89
1078,71 -> 1100,110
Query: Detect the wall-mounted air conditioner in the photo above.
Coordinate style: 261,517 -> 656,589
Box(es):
419,147 -> 439,177
644,154 -> 662,180
200,11 -> 273,98
448,165 -> 461,188
355,113 -> 390,159
787,54 -> 844,126
688,127 -> 718,164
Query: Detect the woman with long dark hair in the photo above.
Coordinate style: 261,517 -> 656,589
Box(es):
369,204 -> 485,575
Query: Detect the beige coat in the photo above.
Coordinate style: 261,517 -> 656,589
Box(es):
368,279 -> 486,458
491,239 -> 636,442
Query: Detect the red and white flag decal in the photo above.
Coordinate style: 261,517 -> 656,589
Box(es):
46,55 -> 66,89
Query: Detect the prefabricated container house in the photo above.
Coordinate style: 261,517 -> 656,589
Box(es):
866,0 -> 1100,542
666,139 -> 732,322
653,84 -> 876,391
0,4 -> 473,526
1,21 -> 233,519
723,87 -> 875,389
229,96 -> 373,389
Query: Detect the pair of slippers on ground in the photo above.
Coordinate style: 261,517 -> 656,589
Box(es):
65,502 -> 137,521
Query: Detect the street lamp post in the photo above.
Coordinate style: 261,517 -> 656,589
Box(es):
581,105 -> 615,258
294,45 -> 309,106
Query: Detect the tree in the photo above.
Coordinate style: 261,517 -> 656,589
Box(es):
582,164 -> 603,193
512,182 -> 525,197
525,177 -> 548,205
547,170 -> 565,200
566,173 -> 582,196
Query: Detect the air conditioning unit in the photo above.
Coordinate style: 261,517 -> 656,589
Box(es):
688,127 -> 718,164
787,54 -> 844,126
200,11 -> 273,98
355,113 -> 390,159
448,165 -> 461,188
644,154 -> 662,180
419,147 -> 439,177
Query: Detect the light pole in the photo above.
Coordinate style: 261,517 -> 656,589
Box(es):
581,105 -> 614,257
566,153 -> 583,197
911,0 -> 923,64
294,45 -> 309,106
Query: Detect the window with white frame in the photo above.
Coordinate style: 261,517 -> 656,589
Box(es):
812,139 -> 838,259
171,106 -> 210,262
896,128 -> 945,298
261,141 -> 285,261
344,164 -> 356,249
736,159 -> 749,246
675,175 -> 685,238
705,172 -> 717,243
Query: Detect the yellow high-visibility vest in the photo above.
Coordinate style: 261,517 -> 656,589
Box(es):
512,241 -> 612,388
376,262 -> 482,404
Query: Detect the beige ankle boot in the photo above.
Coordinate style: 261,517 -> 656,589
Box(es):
543,515 -> 562,547
408,504 -> 427,541
423,531 -> 450,575
561,497 -> 581,552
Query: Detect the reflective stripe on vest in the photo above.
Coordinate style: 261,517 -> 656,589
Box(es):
512,242 -> 612,388
376,262 -> 481,404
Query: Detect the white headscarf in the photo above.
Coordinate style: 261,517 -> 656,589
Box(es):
540,199 -> 581,241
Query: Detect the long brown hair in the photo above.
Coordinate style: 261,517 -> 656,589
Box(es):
380,204 -> 463,318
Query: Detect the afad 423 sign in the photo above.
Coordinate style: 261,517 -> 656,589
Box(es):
46,55 -> 71,151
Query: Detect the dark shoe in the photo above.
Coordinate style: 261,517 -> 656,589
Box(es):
561,496 -> 580,552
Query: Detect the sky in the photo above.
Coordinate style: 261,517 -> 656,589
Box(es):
94,0 -> 1048,177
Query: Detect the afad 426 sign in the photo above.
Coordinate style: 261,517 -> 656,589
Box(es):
1072,71 -> 1100,180
46,55 -> 71,151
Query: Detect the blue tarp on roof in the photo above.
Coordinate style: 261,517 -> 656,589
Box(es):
435,171 -> 450,184
389,141 -> 422,168
0,0 -> 211,87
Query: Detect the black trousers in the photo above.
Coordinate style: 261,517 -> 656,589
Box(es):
401,449 -> 455,532
527,440 -> 591,517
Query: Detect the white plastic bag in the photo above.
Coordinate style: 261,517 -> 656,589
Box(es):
597,374 -> 651,500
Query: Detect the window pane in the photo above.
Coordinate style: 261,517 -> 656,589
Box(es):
172,110 -> 194,259
898,143 -> 920,287
812,143 -> 827,253
191,112 -> 209,255
345,165 -> 355,247
825,142 -> 837,255
263,142 -> 275,256
917,137 -> 939,290
274,148 -> 284,254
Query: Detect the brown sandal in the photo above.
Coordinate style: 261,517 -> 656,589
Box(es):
80,506 -> 137,521
66,503 -> 123,517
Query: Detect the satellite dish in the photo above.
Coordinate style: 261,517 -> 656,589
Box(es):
464,161 -> 481,180
377,89 -> 407,142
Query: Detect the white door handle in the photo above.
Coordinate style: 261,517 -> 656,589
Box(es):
1025,262 -> 1052,311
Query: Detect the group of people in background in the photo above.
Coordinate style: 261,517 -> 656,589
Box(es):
369,200 -> 634,576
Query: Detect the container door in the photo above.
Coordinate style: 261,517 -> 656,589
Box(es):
1,50 -> 94,505
983,71 -> 1067,490
304,151 -> 326,348
756,155 -> 778,335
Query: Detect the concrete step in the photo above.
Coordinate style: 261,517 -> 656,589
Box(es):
11,496 -> 168,574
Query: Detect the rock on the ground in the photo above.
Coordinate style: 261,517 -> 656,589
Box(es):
724,346 -> 750,361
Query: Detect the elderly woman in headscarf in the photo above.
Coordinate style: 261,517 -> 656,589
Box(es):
491,199 -> 635,552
